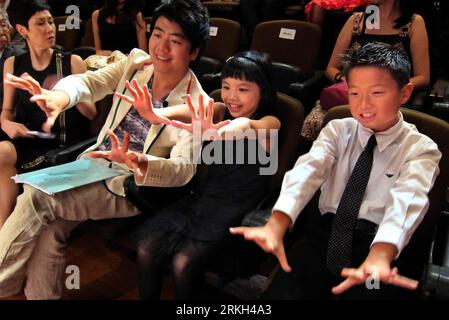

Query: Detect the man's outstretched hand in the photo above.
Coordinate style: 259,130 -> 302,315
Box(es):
88,129 -> 147,179
114,79 -> 171,125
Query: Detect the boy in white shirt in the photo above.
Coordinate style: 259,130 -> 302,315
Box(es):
231,42 -> 442,299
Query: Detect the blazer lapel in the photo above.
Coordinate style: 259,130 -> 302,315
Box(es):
143,71 -> 193,154
144,123 -> 166,154
107,64 -> 154,134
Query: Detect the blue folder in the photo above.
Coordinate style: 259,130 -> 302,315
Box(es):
12,158 -> 126,195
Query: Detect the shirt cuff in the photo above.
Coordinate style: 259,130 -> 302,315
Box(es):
135,154 -> 162,186
372,223 -> 405,258
272,193 -> 303,225
53,76 -> 79,108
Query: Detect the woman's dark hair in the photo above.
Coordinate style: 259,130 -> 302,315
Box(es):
150,0 -> 209,55
393,0 -> 414,29
99,0 -> 144,27
221,51 -> 277,119
7,0 -> 52,28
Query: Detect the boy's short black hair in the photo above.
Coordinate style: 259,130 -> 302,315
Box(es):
221,50 -> 277,119
7,0 -> 52,28
342,42 -> 411,88
150,0 -> 209,55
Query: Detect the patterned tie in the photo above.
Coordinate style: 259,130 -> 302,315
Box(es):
326,134 -> 377,277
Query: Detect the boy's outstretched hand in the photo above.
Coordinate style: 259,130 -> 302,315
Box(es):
230,211 -> 292,273
331,243 -> 419,295
4,73 -> 70,132
114,79 -> 171,125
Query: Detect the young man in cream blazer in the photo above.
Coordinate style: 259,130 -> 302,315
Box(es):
0,0 -> 209,299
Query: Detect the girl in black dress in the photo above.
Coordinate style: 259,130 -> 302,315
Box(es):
137,51 -> 280,299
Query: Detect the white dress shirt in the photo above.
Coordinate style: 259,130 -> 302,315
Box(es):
273,113 -> 442,255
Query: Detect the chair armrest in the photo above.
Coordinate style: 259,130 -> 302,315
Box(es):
421,209 -> 449,298
432,101 -> 449,122
272,62 -> 305,89
72,46 -> 97,60
191,56 -> 223,78
422,264 -> 449,299
288,70 -> 326,94
201,71 -> 221,83
241,191 -> 280,227
404,88 -> 430,112
288,71 -> 328,114
45,136 -> 97,166
53,44 -> 65,52
200,72 -> 222,93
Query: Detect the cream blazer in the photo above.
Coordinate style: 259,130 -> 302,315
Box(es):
54,49 -> 207,195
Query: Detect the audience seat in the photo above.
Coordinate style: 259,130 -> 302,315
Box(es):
79,18 -> 94,47
202,1 -> 240,20
251,20 -> 320,83
426,78 -> 449,123
250,20 -> 322,113
284,4 -> 306,20
191,18 -> 243,92
54,15 -> 84,52
71,18 -> 96,60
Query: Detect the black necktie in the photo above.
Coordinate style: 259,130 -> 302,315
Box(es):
326,134 -> 377,277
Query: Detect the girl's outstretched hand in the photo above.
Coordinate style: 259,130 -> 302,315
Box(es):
115,79 -> 171,125
170,94 -> 231,139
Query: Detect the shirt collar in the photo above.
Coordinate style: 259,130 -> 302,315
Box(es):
357,112 -> 404,152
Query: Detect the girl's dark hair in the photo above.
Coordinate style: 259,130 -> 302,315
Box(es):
150,0 -> 209,56
221,51 -> 277,119
7,0 -> 51,28
99,0 -> 144,27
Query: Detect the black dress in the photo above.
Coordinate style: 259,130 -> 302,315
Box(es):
12,50 -> 90,172
137,111 -> 273,254
350,12 -> 414,60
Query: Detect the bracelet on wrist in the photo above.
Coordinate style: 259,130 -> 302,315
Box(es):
334,72 -> 344,82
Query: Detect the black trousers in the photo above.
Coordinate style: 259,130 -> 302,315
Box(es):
123,175 -> 196,214
262,209 -> 419,300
